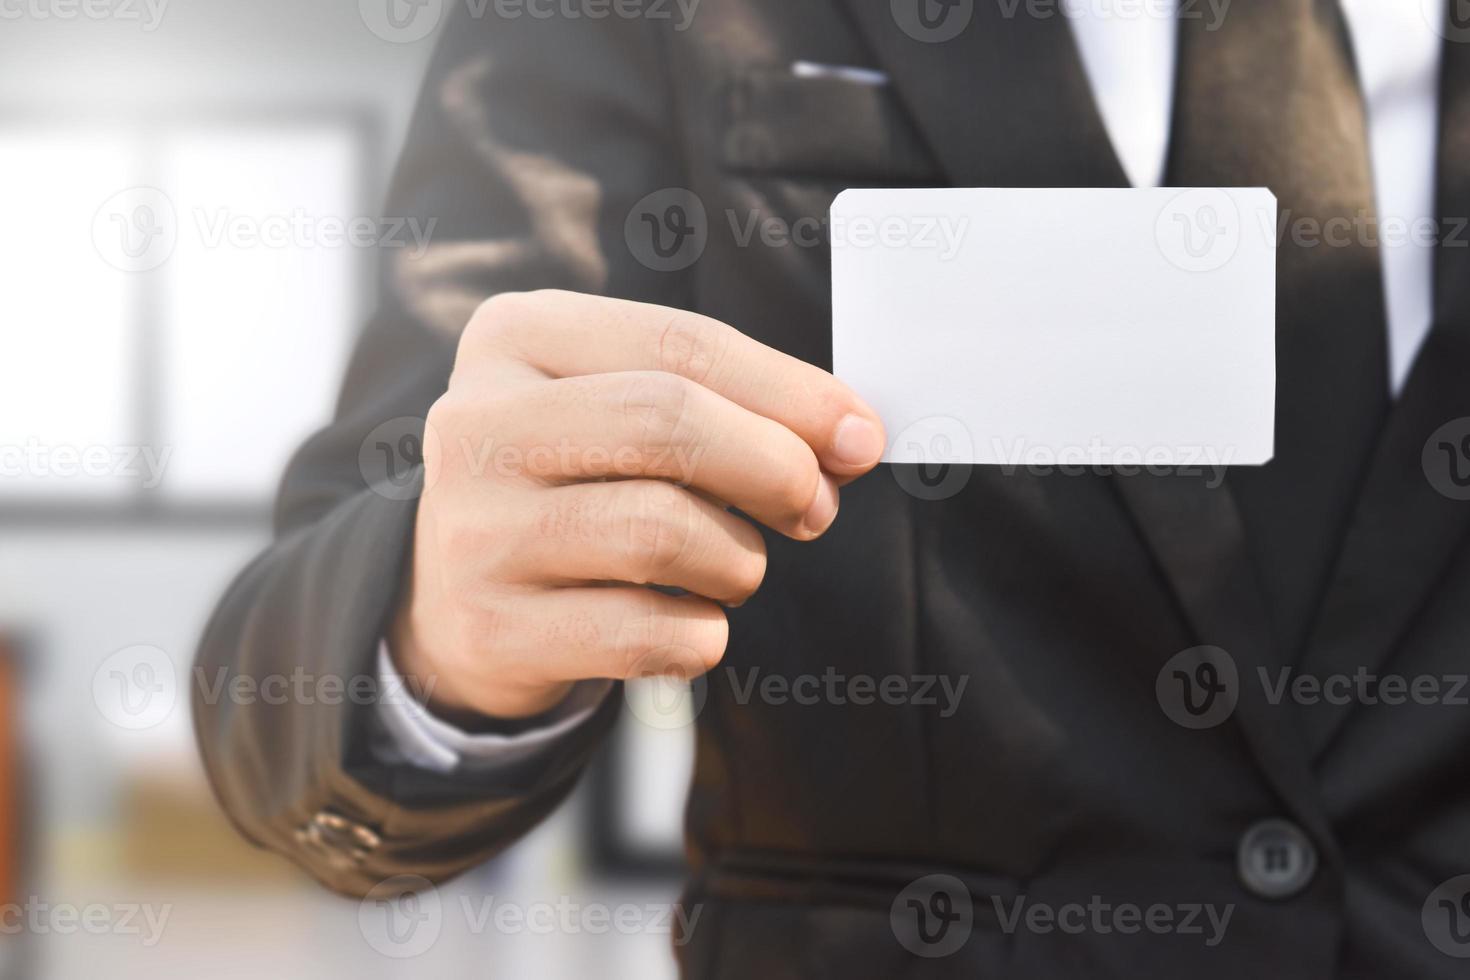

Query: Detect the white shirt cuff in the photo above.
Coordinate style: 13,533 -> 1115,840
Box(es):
372,642 -> 611,775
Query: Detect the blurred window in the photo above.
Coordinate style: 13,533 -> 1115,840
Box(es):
0,113 -> 368,514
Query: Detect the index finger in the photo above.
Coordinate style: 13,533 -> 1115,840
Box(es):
470,290 -> 887,477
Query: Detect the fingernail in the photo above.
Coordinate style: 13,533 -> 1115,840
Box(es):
831,414 -> 884,468
801,474 -> 840,538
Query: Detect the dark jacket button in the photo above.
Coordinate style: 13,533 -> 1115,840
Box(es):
1237,819 -> 1318,900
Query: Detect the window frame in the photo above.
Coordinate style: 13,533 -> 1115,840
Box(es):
0,103 -> 380,529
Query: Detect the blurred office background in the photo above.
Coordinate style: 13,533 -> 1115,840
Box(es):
0,2 -> 693,976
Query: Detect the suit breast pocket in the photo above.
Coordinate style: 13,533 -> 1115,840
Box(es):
719,66 -> 943,184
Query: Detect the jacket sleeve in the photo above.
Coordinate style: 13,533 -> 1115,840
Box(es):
191,6 -> 689,898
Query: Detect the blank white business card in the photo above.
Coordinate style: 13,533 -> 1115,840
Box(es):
831,187 -> 1277,468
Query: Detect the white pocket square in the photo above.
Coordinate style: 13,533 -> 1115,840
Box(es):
790,61 -> 890,87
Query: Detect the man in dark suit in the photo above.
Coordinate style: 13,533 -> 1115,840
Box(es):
194,0 -> 1470,975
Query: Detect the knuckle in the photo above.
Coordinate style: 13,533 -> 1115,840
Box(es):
424,391 -> 503,482
655,312 -> 724,385
544,602 -> 605,658
420,396 -> 453,473
424,392 -> 473,450
467,291 -> 536,350
531,489 -> 598,544
439,516 -> 491,570
456,600 -> 511,661
625,486 -> 693,580
423,390 -> 460,436
620,372 -> 694,454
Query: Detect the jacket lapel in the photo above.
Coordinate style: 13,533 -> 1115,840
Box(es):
1296,30 -> 1470,760
838,0 -> 1127,188
1112,475 -> 1332,841
840,0 -> 1329,833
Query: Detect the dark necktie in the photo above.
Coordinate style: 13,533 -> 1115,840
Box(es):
1163,0 -> 1391,657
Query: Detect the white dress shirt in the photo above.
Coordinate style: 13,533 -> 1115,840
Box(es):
1069,0 -> 1445,392
373,644 -> 611,773
375,1 -> 1449,772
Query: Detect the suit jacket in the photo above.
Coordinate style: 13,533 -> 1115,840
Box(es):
193,2 -> 1470,976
